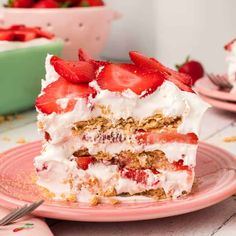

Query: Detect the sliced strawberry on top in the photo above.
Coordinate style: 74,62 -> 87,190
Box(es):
97,63 -> 165,96
0,30 -> 14,41
129,51 -> 194,91
224,38 -> 236,51
78,48 -> 92,62
76,156 -> 94,170
36,77 -> 96,114
51,56 -> 96,84
120,169 -> 148,185
136,130 -> 198,145
78,48 -> 109,70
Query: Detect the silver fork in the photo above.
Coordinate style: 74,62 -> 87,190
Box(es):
0,200 -> 44,226
207,73 -> 233,90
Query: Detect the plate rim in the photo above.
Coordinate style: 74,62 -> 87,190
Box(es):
0,141 -> 236,222
194,76 -> 236,102
199,94 -> 236,113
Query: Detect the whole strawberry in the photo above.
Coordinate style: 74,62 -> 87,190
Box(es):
176,56 -> 204,85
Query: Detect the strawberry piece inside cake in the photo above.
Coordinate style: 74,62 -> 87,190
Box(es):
34,49 -> 209,205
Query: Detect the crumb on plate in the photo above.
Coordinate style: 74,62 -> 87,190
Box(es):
16,137 -> 27,144
223,136 -> 236,142
1,136 -> 11,141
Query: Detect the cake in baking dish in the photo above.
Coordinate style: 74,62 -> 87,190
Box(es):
34,49 -> 209,205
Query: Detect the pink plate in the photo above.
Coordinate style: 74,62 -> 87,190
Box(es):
0,141 -> 236,222
194,77 -> 236,102
199,94 -> 236,113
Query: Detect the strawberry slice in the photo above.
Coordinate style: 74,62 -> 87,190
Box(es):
78,48 -> 109,70
121,169 -> 148,185
14,30 -> 37,41
224,38 -> 236,51
129,51 -> 194,92
76,156 -> 94,170
51,56 -> 96,84
0,30 -> 14,41
32,27 -> 54,39
136,130 -> 198,145
44,132 -> 51,141
9,25 -> 25,30
173,160 -> 190,171
97,63 -> 164,96
36,77 -> 96,114
78,48 -> 92,62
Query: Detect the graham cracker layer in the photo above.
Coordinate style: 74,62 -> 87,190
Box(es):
72,113 -> 181,135
73,149 -> 174,170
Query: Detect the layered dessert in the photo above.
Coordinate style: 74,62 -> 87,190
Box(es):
0,25 -> 56,52
35,49 -> 209,205
224,38 -> 236,92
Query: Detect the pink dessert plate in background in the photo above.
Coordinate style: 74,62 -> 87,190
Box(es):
0,141 -> 236,222
199,94 -> 236,113
194,76 -> 236,102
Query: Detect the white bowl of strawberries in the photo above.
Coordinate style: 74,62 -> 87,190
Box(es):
0,0 -> 119,59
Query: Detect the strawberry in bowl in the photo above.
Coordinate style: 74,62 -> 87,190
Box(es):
0,3 -> 119,60
0,24 -> 63,115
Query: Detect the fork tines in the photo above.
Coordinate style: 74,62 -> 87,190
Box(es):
0,200 -> 44,226
207,73 -> 233,90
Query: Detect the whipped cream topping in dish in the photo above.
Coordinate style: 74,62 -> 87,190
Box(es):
34,51 -> 209,204
225,39 -> 236,92
0,38 -> 59,52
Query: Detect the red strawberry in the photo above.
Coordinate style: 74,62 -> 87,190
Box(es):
136,130 -> 198,145
33,0 -> 59,8
121,169 -> 148,185
129,51 -> 194,92
79,0 -> 104,7
44,132 -> 51,141
8,0 -> 33,8
51,56 -> 96,84
173,160 -> 189,171
224,38 -> 236,51
78,48 -> 109,70
32,27 -> 54,39
14,30 -> 37,41
97,63 -> 165,96
78,48 -> 92,61
76,156 -> 94,170
176,57 -> 204,85
0,30 -> 14,41
9,25 -> 25,30
36,77 -> 96,114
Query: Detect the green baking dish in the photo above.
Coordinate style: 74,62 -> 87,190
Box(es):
0,39 -> 63,115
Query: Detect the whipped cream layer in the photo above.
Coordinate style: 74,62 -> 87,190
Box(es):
226,40 -> 236,92
36,159 -> 194,202
0,38 -> 57,52
38,55 -> 209,143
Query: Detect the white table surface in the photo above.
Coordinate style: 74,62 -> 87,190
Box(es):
0,108 -> 236,236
